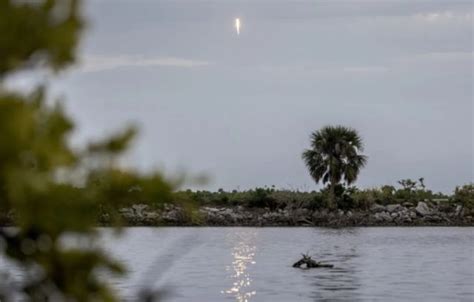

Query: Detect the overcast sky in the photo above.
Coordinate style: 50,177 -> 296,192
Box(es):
19,0 -> 474,192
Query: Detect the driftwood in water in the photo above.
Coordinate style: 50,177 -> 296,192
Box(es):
293,254 -> 333,269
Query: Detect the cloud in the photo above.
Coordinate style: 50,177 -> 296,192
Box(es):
78,55 -> 211,73
413,10 -> 473,23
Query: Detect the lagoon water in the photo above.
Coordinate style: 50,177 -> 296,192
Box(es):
99,227 -> 473,302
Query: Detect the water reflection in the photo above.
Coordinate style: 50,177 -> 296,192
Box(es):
308,244 -> 362,300
222,230 -> 257,302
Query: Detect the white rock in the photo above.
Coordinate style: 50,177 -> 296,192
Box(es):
455,205 -> 464,217
370,204 -> 386,213
386,204 -> 402,213
374,212 -> 384,222
204,207 -> 220,213
132,204 -> 149,217
415,202 -> 432,216
375,211 -> 392,222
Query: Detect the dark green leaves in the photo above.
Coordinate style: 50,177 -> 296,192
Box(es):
0,0 -> 83,77
303,125 -> 368,208
0,1 -> 174,300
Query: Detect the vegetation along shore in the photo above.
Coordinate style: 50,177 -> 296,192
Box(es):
2,182 -> 471,227
101,182 -> 474,227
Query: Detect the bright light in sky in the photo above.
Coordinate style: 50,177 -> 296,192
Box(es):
235,18 -> 241,35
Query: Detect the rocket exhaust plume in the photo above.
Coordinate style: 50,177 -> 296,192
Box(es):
235,18 -> 241,35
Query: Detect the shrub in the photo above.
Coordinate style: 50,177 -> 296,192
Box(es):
305,192 -> 325,210
453,184 -> 474,208
394,178 -> 434,202
247,188 -> 277,210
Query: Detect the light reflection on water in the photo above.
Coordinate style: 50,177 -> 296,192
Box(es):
222,230 -> 257,302
4,228 -> 471,301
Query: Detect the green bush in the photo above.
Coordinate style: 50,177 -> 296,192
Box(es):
247,188 -> 277,210
172,181 -> 461,212
0,1 -> 174,300
309,193 -> 326,210
393,178 -> 435,202
453,184 -> 474,208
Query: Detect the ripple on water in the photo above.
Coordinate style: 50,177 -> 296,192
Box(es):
1,227 -> 472,301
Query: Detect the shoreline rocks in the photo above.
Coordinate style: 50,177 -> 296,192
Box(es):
1,201 -> 472,227
114,201 -> 473,227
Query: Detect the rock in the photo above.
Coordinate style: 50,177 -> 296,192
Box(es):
298,199 -> 312,209
99,213 -> 110,223
200,207 -> 243,225
441,215 -> 452,223
386,204 -> 402,213
402,202 -> 414,208
374,213 -> 383,222
119,207 -> 134,216
161,208 -> 182,223
374,211 -> 392,222
294,208 -> 310,217
424,215 -> 442,223
107,201 -> 474,227
311,210 -> 328,224
370,204 -> 386,213
131,204 -> 149,218
415,201 -> 432,216
383,212 -> 393,222
455,205 -> 464,217
118,204 -> 161,224
204,207 -> 220,213
297,218 -> 314,226
144,212 -> 159,220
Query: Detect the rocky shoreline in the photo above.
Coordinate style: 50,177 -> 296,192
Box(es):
1,201 -> 471,227
114,201 -> 473,227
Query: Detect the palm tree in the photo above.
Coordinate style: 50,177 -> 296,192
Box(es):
302,126 -> 367,209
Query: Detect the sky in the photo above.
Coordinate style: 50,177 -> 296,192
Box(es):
11,0 -> 474,193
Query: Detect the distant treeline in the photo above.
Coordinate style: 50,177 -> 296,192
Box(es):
174,180 -> 473,211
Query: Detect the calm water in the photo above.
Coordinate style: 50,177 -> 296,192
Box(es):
97,227 -> 474,302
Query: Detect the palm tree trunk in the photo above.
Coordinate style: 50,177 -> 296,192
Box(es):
328,182 -> 336,209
